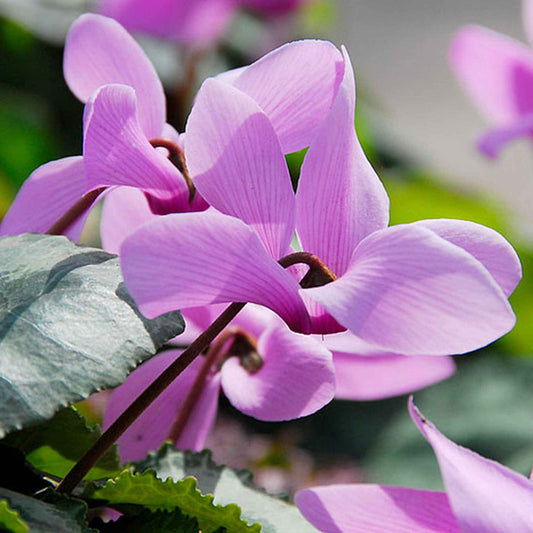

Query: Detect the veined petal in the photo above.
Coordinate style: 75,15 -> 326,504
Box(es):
296,47 -> 389,276
64,13 -> 165,138
220,324 -> 335,420
410,399 -> 533,532
100,187 -> 156,254
103,351 -> 220,462
228,40 -> 345,153
450,25 -> 533,124
0,156 -> 89,241
307,224 -> 516,355
477,115 -> 533,157
84,84 -> 190,210
185,78 -> 295,259
120,210 -> 310,332
414,219 -> 521,297
295,484 -> 459,533
100,0 -> 235,45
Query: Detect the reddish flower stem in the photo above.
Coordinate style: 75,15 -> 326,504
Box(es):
56,302 -> 246,495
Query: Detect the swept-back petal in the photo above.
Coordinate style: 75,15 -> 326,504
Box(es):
100,0 -> 235,45
64,14 -> 165,138
450,25 -> 533,124
0,156 -> 89,241
477,115 -> 533,157
296,47 -> 389,276
103,351 -> 220,462
227,40 -> 345,153
100,187 -> 156,254
120,210 -> 310,332
186,78 -> 295,259
307,224 -> 515,355
220,325 -> 334,420
410,399 -> 533,532
84,84 -> 190,210
414,219 -> 521,297
295,484 -> 459,533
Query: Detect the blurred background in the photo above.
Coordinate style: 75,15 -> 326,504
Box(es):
1,0 -> 532,497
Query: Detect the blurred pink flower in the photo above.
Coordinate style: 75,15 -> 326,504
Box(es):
296,398 -> 533,532
450,1 -> 533,157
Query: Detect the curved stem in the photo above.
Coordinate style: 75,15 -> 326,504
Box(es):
56,302 -> 246,495
47,187 -> 106,236
278,251 -> 337,288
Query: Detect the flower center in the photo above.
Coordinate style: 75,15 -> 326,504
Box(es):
214,327 -> 263,374
149,137 -> 196,203
278,251 -> 338,288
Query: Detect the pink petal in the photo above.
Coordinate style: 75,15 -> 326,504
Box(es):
185,78 -> 295,259
228,40 -> 345,153
64,14 -> 165,138
103,350 -> 220,462
220,324 -> 335,420
414,219 -> 521,297
524,0 -> 533,46
100,187 -> 156,254
410,399 -> 533,532
307,223 -> 516,356
296,47 -> 389,277
84,84 -> 190,210
241,0 -> 304,16
120,210 -> 310,332
100,0 -> 235,45
450,25 -> 533,124
295,484 -> 459,533
332,350 -> 455,401
477,115 -> 533,158
0,156 -> 89,241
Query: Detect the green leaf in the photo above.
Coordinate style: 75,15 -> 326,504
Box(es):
368,355 -> 533,490
0,499 -> 29,533
0,488 -> 95,533
135,446 -> 316,533
95,509 -> 199,532
0,234 -> 184,437
4,407 -> 120,480
86,469 -> 260,533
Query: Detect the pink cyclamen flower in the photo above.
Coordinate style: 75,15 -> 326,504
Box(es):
296,397 -> 533,532
450,1 -> 533,157
121,44 -> 520,356
0,14 -> 344,239
99,0 -> 305,46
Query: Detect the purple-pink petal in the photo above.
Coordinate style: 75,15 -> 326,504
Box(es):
64,14 -> 165,138
0,156 -> 90,240
296,47 -> 389,277
100,187 -> 156,254
524,0 -> 533,46
227,40 -> 345,153
103,350 -> 220,462
220,324 -> 335,420
307,223 -> 515,355
100,0 -> 235,45
410,399 -> 533,532
414,219 -> 522,297
241,0 -> 305,16
120,210 -> 310,332
477,115 -> 533,157
185,78 -> 295,259
450,25 -> 533,125
295,484 -> 459,533
84,84 -> 190,209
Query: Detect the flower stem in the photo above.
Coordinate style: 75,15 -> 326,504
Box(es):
47,187 -> 106,236
56,301 -> 246,495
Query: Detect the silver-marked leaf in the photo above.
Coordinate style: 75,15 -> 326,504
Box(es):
0,233 -> 184,437
136,445 -> 316,533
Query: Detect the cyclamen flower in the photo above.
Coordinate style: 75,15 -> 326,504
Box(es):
100,186 -> 455,461
121,44 -> 520,356
450,0 -> 533,157
295,398 -> 533,532
0,14 -> 342,239
99,0 -> 306,46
